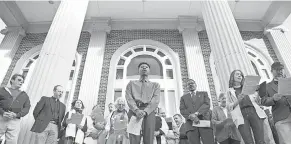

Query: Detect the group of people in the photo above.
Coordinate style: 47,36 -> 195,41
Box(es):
0,61 -> 290,144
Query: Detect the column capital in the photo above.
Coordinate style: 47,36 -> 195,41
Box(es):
0,26 -> 26,36
87,17 -> 111,34
178,16 -> 203,33
264,25 -> 289,35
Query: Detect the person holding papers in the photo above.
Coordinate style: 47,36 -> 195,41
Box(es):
31,85 -> 66,144
261,62 -> 291,144
106,97 -> 129,144
60,99 -> 86,144
125,62 -> 160,144
179,79 -> 214,144
212,93 -> 241,144
226,70 -> 266,144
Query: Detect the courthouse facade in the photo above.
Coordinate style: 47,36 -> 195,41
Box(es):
1,1 -> 291,143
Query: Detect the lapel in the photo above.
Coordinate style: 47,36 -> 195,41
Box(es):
228,88 -> 237,102
2,87 -> 12,97
269,80 -> 278,93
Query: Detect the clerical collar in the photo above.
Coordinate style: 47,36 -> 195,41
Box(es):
139,77 -> 149,82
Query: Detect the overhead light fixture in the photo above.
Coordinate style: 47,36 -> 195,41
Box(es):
48,0 -> 54,4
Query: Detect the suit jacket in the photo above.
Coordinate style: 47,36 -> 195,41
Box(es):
261,80 -> 291,124
179,91 -> 211,133
226,88 -> 266,128
212,106 -> 241,142
31,96 -> 66,136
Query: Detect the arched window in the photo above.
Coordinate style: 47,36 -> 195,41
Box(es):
20,52 -> 80,107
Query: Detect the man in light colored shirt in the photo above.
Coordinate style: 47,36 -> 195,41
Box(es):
126,62 -> 160,144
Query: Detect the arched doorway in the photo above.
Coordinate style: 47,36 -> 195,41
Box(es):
105,40 -> 183,117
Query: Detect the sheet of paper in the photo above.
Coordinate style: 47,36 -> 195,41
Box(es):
192,120 -> 211,127
278,78 -> 291,95
241,75 -> 261,95
127,116 -> 143,135
68,113 -> 84,125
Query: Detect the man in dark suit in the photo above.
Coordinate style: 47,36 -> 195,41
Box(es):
212,93 -> 241,144
180,79 -> 214,144
31,85 -> 66,144
261,62 -> 291,144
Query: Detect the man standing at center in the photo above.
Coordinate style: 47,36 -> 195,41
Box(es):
31,85 -> 66,144
180,79 -> 214,144
126,62 -> 160,144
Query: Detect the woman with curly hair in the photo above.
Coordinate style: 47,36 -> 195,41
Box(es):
105,97 -> 129,144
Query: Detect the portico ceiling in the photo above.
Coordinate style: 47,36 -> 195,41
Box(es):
15,1 -> 273,23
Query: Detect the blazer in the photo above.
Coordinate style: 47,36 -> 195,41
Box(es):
226,88 -> 266,128
179,91 -> 211,133
31,96 -> 66,137
212,106 -> 241,142
261,80 -> 291,124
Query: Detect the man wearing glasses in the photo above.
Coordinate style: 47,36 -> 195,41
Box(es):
31,85 -> 66,144
262,62 -> 291,144
0,74 -> 31,144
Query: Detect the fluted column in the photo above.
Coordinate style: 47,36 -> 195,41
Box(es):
17,1 -> 89,144
265,26 -> 291,77
178,16 -> 210,93
201,1 -> 255,91
78,18 -> 111,115
0,27 -> 25,84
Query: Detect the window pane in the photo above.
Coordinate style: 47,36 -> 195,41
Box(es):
257,59 -> 264,66
124,51 -> 132,57
166,69 -> 173,79
134,47 -> 143,52
116,69 -> 123,79
26,60 -> 33,68
114,90 -> 122,101
72,60 -> 76,67
33,55 -> 39,59
157,51 -> 165,57
118,59 -> 125,65
146,48 -> 155,52
22,71 -> 29,79
168,90 -> 176,116
263,69 -> 270,79
251,61 -> 260,76
248,52 -> 256,57
69,70 -> 74,80
159,90 -> 165,110
165,59 -> 172,65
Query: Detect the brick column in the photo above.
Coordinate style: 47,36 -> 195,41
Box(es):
265,26 -> 291,77
78,18 -> 111,115
17,1 -> 89,144
201,0 -> 255,91
0,27 -> 25,84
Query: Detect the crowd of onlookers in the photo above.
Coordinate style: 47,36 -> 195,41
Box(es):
0,61 -> 291,144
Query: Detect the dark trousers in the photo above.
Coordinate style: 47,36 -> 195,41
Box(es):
220,138 -> 240,144
128,109 -> 155,144
239,107 -> 265,144
186,127 -> 215,144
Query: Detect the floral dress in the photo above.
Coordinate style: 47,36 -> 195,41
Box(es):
106,110 -> 129,144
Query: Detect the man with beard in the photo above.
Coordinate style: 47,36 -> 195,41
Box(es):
179,79 -> 214,144
262,62 -> 291,144
212,93 -> 241,144
126,62 -> 160,144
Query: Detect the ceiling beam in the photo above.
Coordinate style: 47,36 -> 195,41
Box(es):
0,1 -> 28,30
262,1 -> 291,28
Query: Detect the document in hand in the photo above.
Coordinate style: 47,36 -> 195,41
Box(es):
241,75 -> 261,95
68,113 -> 84,125
127,116 -> 144,135
192,120 -> 211,127
258,81 -> 267,98
278,78 -> 291,95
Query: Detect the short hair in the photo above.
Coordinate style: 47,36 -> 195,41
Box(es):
218,93 -> 225,100
53,85 -> 62,91
10,74 -> 24,85
187,79 -> 195,83
229,70 -> 244,88
138,62 -> 150,69
114,97 -> 127,108
271,62 -> 284,70
173,113 -> 183,119
108,103 -> 114,107
71,99 -> 85,110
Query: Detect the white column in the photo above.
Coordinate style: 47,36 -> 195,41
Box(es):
201,0 -> 255,91
78,18 -> 111,115
265,26 -> 291,77
178,17 -> 210,93
0,27 -> 25,84
17,1 -> 89,144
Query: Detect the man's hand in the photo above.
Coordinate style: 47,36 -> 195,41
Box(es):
136,109 -> 145,119
9,112 -> 17,119
237,94 -> 245,101
189,113 -> 200,124
154,131 -> 160,136
273,93 -> 283,101
3,112 -> 11,120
